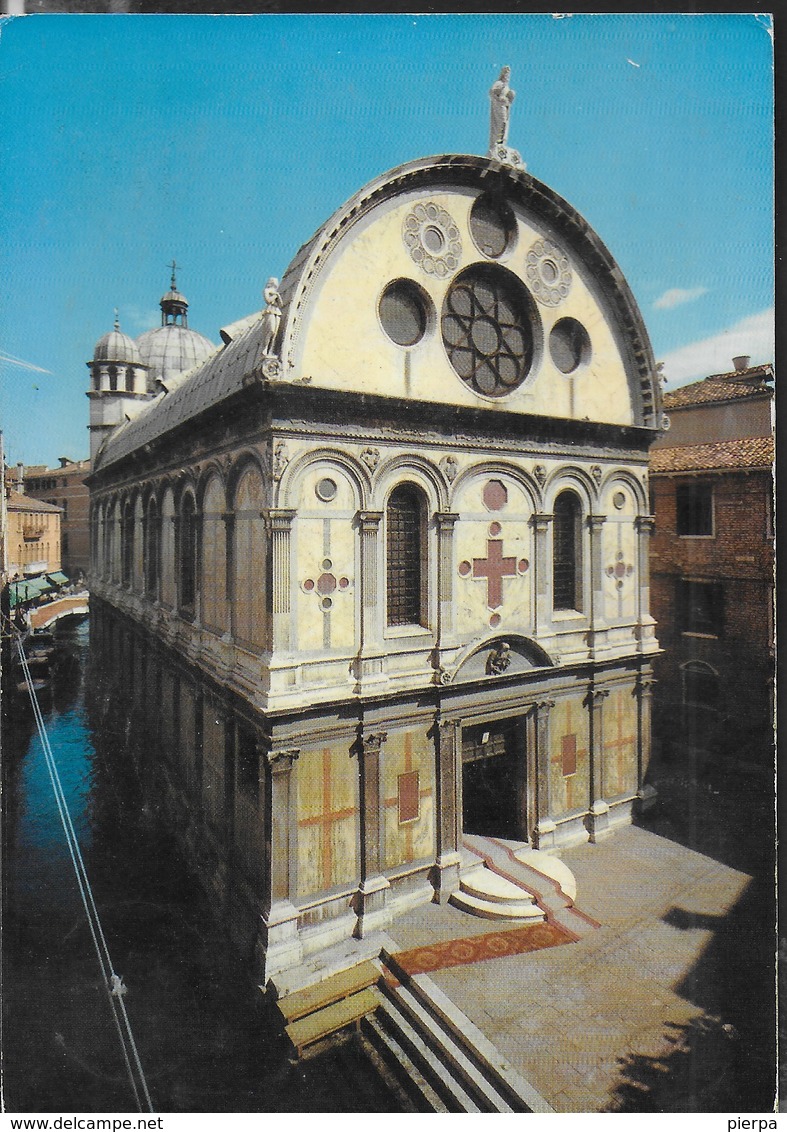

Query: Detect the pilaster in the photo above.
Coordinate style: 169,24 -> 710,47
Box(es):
636,672 -> 658,811
587,686 -> 611,842
587,514 -> 606,656
431,715 -> 461,901
354,730 -> 390,935
533,698 -> 557,849
265,509 -> 296,652
635,515 -> 657,651
257,744 -> 302,982
355,511 -> 386,688
435,512 -> 460,646
531,512 -> 553,634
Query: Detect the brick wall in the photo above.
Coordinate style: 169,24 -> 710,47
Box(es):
650,468 -> 774,767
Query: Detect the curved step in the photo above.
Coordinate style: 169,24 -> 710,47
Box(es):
512,847 -> 578,902
449,889 -> 546,921
461,866 -> 538,906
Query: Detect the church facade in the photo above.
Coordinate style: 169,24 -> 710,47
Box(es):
87,86 -> 663,984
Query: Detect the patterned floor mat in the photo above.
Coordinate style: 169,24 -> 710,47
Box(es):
390,920 -> 575,975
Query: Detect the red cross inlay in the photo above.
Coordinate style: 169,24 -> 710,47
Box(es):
473,539 -> 517,609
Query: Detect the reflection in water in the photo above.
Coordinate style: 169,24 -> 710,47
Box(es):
2,620 -> 397,1113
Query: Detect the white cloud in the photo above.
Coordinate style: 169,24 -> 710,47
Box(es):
653,286 -> 708,310
657,308 -> 774,387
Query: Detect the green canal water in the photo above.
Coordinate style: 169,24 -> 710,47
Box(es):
2,620 -> 398,1114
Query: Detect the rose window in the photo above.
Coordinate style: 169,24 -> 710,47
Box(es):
441,265 -> 535,397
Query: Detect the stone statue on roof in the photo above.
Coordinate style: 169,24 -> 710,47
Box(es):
488,66 -> 525,170
260,278 -> 282,358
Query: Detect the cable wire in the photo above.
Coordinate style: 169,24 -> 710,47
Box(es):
15,634 -> 154,1113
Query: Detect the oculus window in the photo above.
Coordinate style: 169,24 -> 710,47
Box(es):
469,193 -> 517,259
441,264 -> 535,398
549,318 -> 591,374
379,279 -> 430,347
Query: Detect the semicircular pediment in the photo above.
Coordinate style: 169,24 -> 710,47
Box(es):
451,633 -> 556,683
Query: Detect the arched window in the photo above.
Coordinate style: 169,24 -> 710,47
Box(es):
108,365 -> 118,392
387,484 -> 427,627
144,497 -> 160,598
179,493 -> 198,615
121,499 -> 134,587
553,490 -> 582,611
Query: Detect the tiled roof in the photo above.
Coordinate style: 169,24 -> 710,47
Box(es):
6,489 -> 63,512
95,316 -> 272,469
663,365 -> 773,409
650,434 -> 774,473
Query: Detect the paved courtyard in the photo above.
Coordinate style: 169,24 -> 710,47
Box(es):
386,822 -> 775,1112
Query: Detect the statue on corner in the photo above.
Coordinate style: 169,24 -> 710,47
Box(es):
488,66 -> 525,170
260,277 -> 282,357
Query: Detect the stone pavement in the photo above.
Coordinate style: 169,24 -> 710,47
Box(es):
384,825 -> 754,1112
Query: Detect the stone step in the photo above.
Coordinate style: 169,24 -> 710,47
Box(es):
460,865 -> 539,906
375,993 -> 483,1112
380,949 -> 554,1113
449,889 -> 546,921
362,1013 -> 450,1113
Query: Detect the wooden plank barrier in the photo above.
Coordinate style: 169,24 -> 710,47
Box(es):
275,960 -> 380,1025
285,987 -> 380,1058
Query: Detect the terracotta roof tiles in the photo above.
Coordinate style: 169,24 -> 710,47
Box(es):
650,434 -> 774,474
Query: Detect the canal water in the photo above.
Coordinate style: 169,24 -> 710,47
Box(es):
2,620 -> 399,1114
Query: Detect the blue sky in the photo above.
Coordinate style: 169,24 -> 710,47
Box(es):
0,12 -> 773,466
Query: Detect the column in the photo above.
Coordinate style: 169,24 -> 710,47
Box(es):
266,509 -> 296,651
587,686 -> 611,842
635,515 -> 656,651
354,730 -> 390,935
435,512 -> 460,646
431,714 -> 461,901
356,511 -> 385,686
533,699 -> 557,849
587,514 -> 606,657
636,671 -> 658,811
257,744 -> 302,983
531,513 -> 553,634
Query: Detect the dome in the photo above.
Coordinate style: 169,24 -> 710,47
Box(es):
93,326 -> 141,364
136,323 -> 216,384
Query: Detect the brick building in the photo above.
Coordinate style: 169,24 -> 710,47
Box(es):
649,359 -> 774,770
22,457 -> 91,577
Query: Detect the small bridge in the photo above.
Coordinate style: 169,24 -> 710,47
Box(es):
30,592 -> 89,630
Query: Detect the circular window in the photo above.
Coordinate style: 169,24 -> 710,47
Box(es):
315,477 -> 337,502
469,194 -> 516,259
549,318 -> 591,374
441,265 -> 535,397
379,279 -> 430,347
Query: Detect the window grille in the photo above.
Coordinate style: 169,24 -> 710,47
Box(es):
387,485 -> 424,626
553,491 -> 581,611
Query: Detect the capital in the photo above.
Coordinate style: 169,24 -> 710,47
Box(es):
265,746 -> 300,772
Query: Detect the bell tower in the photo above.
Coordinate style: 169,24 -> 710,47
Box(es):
86,312 -> 149,464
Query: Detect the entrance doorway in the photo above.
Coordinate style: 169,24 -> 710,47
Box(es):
461,720 -> 523,839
